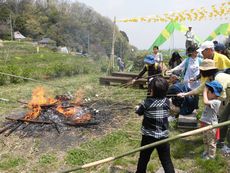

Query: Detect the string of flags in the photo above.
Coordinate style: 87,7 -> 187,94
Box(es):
116,2 -> 230,23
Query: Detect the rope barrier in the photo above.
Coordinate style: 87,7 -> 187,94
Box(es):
59,120 -> 230,173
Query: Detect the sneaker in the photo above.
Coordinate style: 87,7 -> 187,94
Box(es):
202,155 -> 215,160
201,151 -> 208,158
221,145 -> 230,154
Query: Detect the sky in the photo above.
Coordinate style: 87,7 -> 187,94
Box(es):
75,0 -> 229,50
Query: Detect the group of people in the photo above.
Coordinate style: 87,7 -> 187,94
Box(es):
133,40 -> 230,173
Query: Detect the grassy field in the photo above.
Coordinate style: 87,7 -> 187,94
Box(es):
0,41 -> 99,85
0,41 -> 229,173
0,74 -> 229,173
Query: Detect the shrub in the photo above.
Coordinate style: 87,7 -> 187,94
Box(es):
7,65 -> 23,83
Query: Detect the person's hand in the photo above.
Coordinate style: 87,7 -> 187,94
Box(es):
135,105 -> 140,111
177,92 -> 186,98
189,77 -> 196,83
166,70 -> 173,76
132,79 -> 136,84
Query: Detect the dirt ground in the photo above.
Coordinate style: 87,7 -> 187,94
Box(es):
0,99 -> 132,172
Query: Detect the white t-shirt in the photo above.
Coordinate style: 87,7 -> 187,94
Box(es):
185,31 -> 194,42
153,53 -> 163,63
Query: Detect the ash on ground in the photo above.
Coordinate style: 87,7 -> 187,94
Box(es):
1,100 -> 132,151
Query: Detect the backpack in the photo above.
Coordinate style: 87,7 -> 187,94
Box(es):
183,57 -> 202,77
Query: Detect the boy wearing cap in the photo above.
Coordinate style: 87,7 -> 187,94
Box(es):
132,55 -> 162,94
200,80 -> 223,160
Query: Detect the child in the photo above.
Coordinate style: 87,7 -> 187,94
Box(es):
135,77 -> 175,173
132,55 -> 162,95
200,80 -> 223,160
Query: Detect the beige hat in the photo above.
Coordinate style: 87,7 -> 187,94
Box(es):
199,59 -> 218,71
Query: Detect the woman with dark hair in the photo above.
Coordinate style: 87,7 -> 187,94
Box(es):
168,51 -> 182,69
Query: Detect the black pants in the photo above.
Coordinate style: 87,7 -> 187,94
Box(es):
193,94 -> 199,109
136,135 -> 175,173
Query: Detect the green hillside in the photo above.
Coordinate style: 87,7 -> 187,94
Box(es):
0,41 -> 99,85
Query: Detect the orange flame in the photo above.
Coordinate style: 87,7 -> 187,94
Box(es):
24,105 -> 41,120
24,87 -> 92,123
74,113 -> 92,123
56,105 -> 80,117
24,87 -> 57,120
28,87 -> 57,108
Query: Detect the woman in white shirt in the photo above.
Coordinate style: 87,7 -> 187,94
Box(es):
168,45 -> 202,90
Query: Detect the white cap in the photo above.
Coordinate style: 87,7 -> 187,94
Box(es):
197,41 -> 214,52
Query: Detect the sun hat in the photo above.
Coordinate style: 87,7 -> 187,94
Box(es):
186,44 -> 199,54
205,80 -> 223,97
197,41 -> 214,52
144,55 -> 155,64
199,59 -> 218,71
214,43 -> 226,52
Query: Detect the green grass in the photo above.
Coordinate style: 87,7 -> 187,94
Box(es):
39,154 -> 57,165
0,41 -> 229,172
0,154 -> 25,171
0,74 -> 229,172
195,155 -> 229,173
0,41 -> 99,85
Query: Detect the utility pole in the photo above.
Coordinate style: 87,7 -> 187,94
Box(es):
9,13 -> 13,41
87,31 -> 90,54
110,16 -> 116,68
120,41 -> 122,59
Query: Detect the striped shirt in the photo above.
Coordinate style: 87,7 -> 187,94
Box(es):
136,97 -> 170,139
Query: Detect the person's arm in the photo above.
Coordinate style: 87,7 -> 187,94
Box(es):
135,101 -> 145,116
177,82 -> 205,97
185,31 -> 188,37
191,32 -> 195,40
136,66 -> 147,79
170,58 -> 186,72
133,66 -> 146,83
203,86 -> 210,106
132,66 -> 147,84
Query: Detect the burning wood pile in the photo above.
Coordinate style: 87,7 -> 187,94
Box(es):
0,87 -> 100,137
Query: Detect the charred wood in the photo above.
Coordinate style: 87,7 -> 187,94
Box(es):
0,122 -> 16,134
64,121 -> 99,127
4,122 -> 23,137
6,117 -> 53,124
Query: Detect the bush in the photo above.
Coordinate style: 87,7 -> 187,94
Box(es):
7,65 -> 23,84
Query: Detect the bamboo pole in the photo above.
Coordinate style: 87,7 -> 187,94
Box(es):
59,120 -> 230,173
0,72 -> 66,89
